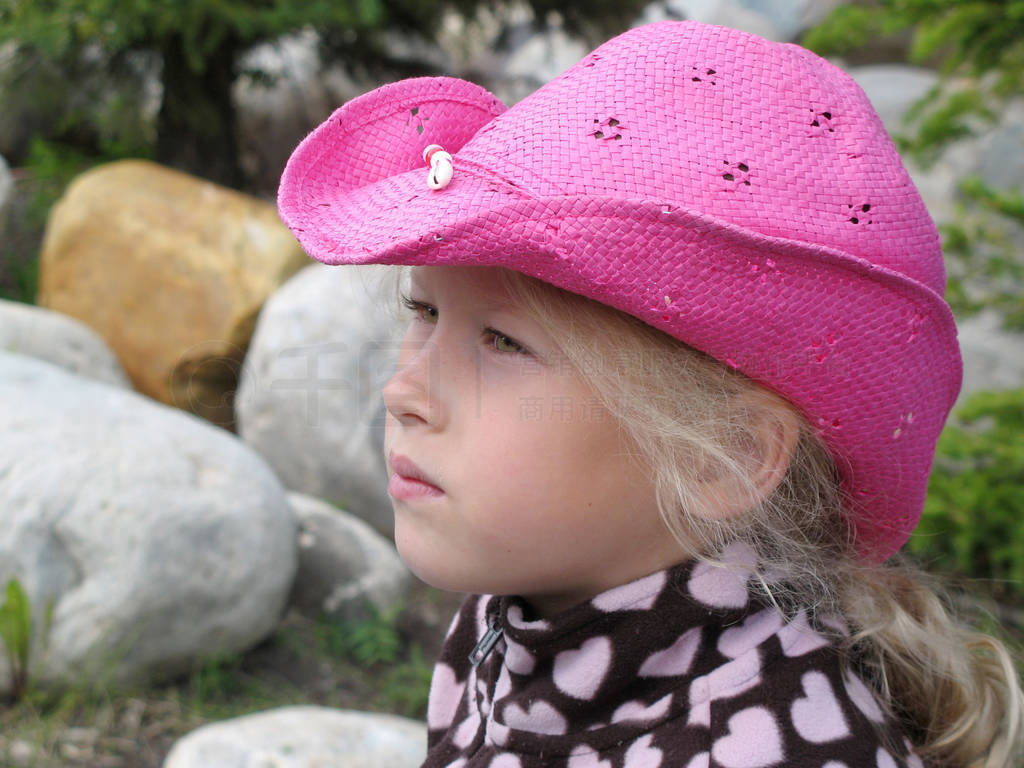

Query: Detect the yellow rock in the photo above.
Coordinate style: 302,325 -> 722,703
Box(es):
38,160 -> 308,430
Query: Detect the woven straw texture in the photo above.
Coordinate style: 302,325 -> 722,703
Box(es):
278,21 -> 962,562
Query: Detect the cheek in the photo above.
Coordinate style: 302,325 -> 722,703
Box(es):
382,410 -> 404,456
472,423 -> 599,517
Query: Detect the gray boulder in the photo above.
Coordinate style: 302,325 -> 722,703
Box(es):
733,0 -> 844,41
0,299 -> 131,388
847,65 -> 939,138
0,352 -> 296,695
288,492 -> 410,621
955,309 -> 1024,407
971,99 -> 1024,196
502,24 -> 589,103
162,706 -> 427,768
236,264 -> 406,536
637,0 -> 780,39
636,0 -> 843,42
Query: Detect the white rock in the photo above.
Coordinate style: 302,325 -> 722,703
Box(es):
287,492 -> 410,621
636,0 -> 781,41
637,0 -> 843,41
0,352 -> 297,695
503,24 -> 589,93
162,706 -> 427,768
0,299 -> 131,388
236,264 -> 406,535
8,739 -> 35,765
955,309 -> 1024,408
740,0 -> 844,41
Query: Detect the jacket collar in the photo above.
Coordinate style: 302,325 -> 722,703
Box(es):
474,542 -> 785,755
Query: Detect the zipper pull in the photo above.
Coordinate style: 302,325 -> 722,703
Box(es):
468,615 -> 504,667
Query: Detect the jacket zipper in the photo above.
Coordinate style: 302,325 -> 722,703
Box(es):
468,614 -> 504,667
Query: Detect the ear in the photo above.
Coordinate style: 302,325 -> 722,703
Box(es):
748,392 -> 802,503
693,389 -> 802,520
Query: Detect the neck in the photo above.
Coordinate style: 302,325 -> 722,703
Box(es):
516,550 -> 696,621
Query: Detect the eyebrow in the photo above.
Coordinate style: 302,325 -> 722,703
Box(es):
475,295 -> 522,313
408,278 -> 552,359
408,279 -> 522,314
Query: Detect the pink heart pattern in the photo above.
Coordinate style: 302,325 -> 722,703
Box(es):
553,636 -> 612,700
502,699 -> 569,735
428,663 -> 464,729
843,670 -> 885,723
487,755 -> 523,768
477,679 -> 493,718
611,693 -> 673,724
566,749 -> 613,768
790,671 -> 850,743
638,627 -> 702,677
718,608 -> 785,658
688,650 -> 762,727
712,707 -> 784,767
453,709 -> 482,749
487,719 -> 511,748
778,610 -> 831,657
493,664 -> 512,702
687,542 -> 758,609
623,734 -> 663,767
592,570 -> 667,612
504,639 -> 536,676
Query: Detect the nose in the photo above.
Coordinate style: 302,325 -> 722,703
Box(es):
382,333 -> 442,428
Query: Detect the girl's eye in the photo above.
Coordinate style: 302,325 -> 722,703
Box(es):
400,294 -> 437,322
399,293 -> 528,356
484,330 -> 525,355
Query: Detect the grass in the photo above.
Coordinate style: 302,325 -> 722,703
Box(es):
0,581 -> 459,768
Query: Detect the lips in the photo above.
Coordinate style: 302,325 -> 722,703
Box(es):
389,451 -> 443,490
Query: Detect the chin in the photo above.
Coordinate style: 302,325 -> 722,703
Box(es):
399,557 -> 479,595
393,523 -> 463,593
393,536 -> 509,597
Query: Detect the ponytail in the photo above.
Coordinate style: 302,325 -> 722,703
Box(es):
839,561 -> 1023,767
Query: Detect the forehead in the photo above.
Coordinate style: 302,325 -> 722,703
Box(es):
409,265 -> 521,310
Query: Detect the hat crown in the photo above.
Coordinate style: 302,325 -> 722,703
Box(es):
460,21 -> 944,295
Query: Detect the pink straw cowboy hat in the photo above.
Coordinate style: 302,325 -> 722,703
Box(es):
278,21 -> 962,562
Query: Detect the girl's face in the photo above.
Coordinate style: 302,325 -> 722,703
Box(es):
382,265 -> 686,618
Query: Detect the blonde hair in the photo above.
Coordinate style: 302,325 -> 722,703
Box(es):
452,266 -> 1023,768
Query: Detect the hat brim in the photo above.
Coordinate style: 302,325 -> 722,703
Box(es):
279,81 -> 961,564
